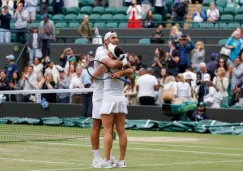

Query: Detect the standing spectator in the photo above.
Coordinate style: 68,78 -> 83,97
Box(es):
162,76 -> 177,104
225,31 -> 242,63
140,0 -> 152,16
183,67 -> 197,89
197,73 -> 210,104
127,0 -> 142,28
69,67 -> 84,104
207,2 -> 220,22
191,41 -> 205,69
20,65 -> 37,102
172,0 -> 188,29
169,26 -> 182,41
94,0 -> 106,7
42,56 -> 50,75
134,55 -> 147,70
213,67 -> 229,105
0,70 -> 9,91
1,0 -> 14,17
229,57 -> 243,95
40,0 -> 49,16
124,76 -> 138,105
65,56 -> 77,73
56,70 -> 70,103
185,74 -> 197,102
78,15 -> 93,43
154,0 -> 166,27
204,81 -> 221,108
176,35 -> 195,73
151,24 -> 164,44
14,3 -> 28,44
136,68 -> 159,105
42,72 -> 56,103
64,0 -> 78,8
45,59 -> 63,84
192,5 -> 206,22
28,27 -> 42,64
196,62 -> 209,87
52,0 -> 64,15
39,14 -> 56,58
0,6 -> 11,43
32,57 -> 43,75
60,47 -> 74,68
152,48 -> 165,78
24,0 -> 37,23
6,54 -> 18,81
144,10 -> 155,28
81,65 -> 93,117
216,57 -> 228,75
166,41 -> 180,77
207,53 -> 218,79
227,0 -> 240,8
67,64 -> 77,79
9,71 -> 22,102
175,73 -> 192,103
158,68 -> 167,105
35,73 -> 45,103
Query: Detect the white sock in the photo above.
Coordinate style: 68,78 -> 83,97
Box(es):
110,150 -> 113,159
93,150 -> 100,159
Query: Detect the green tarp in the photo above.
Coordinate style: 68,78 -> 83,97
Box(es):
0,117 -> 243,135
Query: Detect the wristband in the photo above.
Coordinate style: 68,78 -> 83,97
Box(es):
122,57 -> 128,67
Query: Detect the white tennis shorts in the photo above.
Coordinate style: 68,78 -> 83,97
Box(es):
92,100 -> 102,119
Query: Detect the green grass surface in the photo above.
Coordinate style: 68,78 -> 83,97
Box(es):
1,130 -> 243,171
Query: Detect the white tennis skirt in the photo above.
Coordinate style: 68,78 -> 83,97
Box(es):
92,100 -> 102,119
99,96 -> 128,115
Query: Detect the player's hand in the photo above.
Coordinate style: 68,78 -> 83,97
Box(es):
110,71 -> 122,79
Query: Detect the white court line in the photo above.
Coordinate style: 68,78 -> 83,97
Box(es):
30,160 -> 243,171
32,142 -> 243,157
0,157 -> 86,166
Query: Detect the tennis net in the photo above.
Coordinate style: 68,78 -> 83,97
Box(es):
0,88 -> 95,142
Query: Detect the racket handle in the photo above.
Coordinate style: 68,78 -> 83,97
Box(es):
118,77 -> 131,84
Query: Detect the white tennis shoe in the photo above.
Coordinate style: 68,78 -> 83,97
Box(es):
112,160 -> 127,168
92,157 -> 103,168
99,160 -> 113,169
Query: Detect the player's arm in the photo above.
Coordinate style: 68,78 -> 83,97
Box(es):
92,64 -> 107,78
101,57 -> 123,69
110,67 -> 133,79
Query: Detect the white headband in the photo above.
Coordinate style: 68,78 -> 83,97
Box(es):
104,31 -> 117,41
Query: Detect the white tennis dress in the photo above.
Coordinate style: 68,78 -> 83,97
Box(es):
92,47 -> 107,119
99,69 -> 128,115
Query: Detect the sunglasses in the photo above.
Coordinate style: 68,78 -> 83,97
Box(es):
219,61 -> 224,63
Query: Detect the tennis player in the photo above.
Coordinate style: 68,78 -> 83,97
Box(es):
90,31 -> 129,168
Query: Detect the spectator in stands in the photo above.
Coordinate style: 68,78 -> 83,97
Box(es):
154,0 -> 166,27
207,2 -> 220,22
78,15 -> 93,43
190,102 -> 209,121
207,53 -> 218,79
162,76 -> 177,104
52,0 -> 64,15
136,68 -> 159,105
28,26 -> 42,65
235,77 -> 243,107
197,73 -> 210,104
124,75 -> 138,105
64,0 -> 78,8
39,14 -> 56,58
185,73 -> 197,101
152,48 -> 165,78
176,35 -> 195,73
24,0 -> 37,23
225,31 -> 242,63
0,70 -> 9,91
128,54 -> 136,71
0,6 -> 11,43
230,85 -> 240,106
66,56 -> 77,73
69,67 -> 84,104
127,0 -> 142,28
6,54 -> 18,81
191,41 -> 205,69
35,73 -> 45,103
125,0 -> 132,6
140,0 -> 152,16
9,71 -> 22,102
216,57 -> 229,76
166,41 -> 180,77
227,0 -> 240,8
175,73 -> 191,103
45,59 -> 63,84
204,80 -> 220,108
20,65 -> 37,102
196,62 -> 208,87
192,5 -> 206,22
60,48 -> 74,68
94,0 -> 106,7
42,56 -> 50,75
213,67 -> 229,106
40,0 -> 49,16
229,57 -> 243,94
1,0 -> 14,17
172,0 -> 188,29
144,10 -> 155,28
42,72 -> 56,103
169,26 -> 182,41
32,57 -> 43,75
151,24 -> 164,44
134,55 -> 147,70
14,3 -> 28,44
183,67 -> 197,89
158,68 -> 167,105
56,70 -> 70,103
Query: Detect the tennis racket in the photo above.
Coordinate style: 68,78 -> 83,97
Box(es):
87,59 -> 131,84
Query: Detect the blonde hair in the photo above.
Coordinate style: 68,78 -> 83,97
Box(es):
231,31 -> 241,38
171,26 -> 179,35
196,41 -> 205,50
218,67 -> 226,77
177,73 -> 185,83
164,76 -> 175,84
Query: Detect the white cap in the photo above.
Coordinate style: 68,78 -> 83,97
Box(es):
185,74 -> 192,80
203,73 -> 211,82
104,31 -> 117,41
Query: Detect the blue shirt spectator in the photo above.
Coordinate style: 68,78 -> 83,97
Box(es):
192,5 -> 207,22
81,68 -> 93,88
207,53 -> 218,79
172,0 -> 188,29
6,55 -> 18,81
225,31 -> 242,62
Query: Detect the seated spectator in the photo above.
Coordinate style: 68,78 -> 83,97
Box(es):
0,70 -> 9,91
44,59 -> 63,84
196,62 -> 209,87
35,73 -> 45,103
151,24 -> 165,44
207,2 -> 220,22
94,0 -> 106,7
1,0 -> 14,16
56,70 -> 70,103
216,57 -> 229,76
227,0 -> 240,8
124,75 -> 138,105
78,15 -> 93,43
213,67 -> 229,106
32,57 -> 43,75
60,48 -> 74,68
136,68 -> 159,105
192,5 -> 206,22
0,6 -> 11,43
225,31 -> 242,63
42,56 -> 50,75
175,74 -> 192,103
230,85 -> 240,106
185,74 -> 197,101
166,41 -> 180,77
141,0 -> 152,16
207,53 -> 218,79
229,57 -> 243,95
183,67 -> 197,89
204,80 -> 221,108
134,55 -> 147,70
190,102 -> 209,121
64,0 -> 78,8
172,0 -> 188,29
28,27 -> 42,64
24,0 -> 37,23
40,0 -> 49,15
6,54 -> 18,81
42,72 -> 56,103
169,26 -> 182,41
197,73 -> 210,103
67,64 -> 77,79
162,76 -> 177,104
154,0 -> 166,27
191,41 -> 205,69
152,48 -> 165,78
127,0 -> 142,28
66,56 -> 77,73
158,68 -> 167,105
9,71 -> 22,102
144,10 -> 155,28
52,0 -> 64,15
